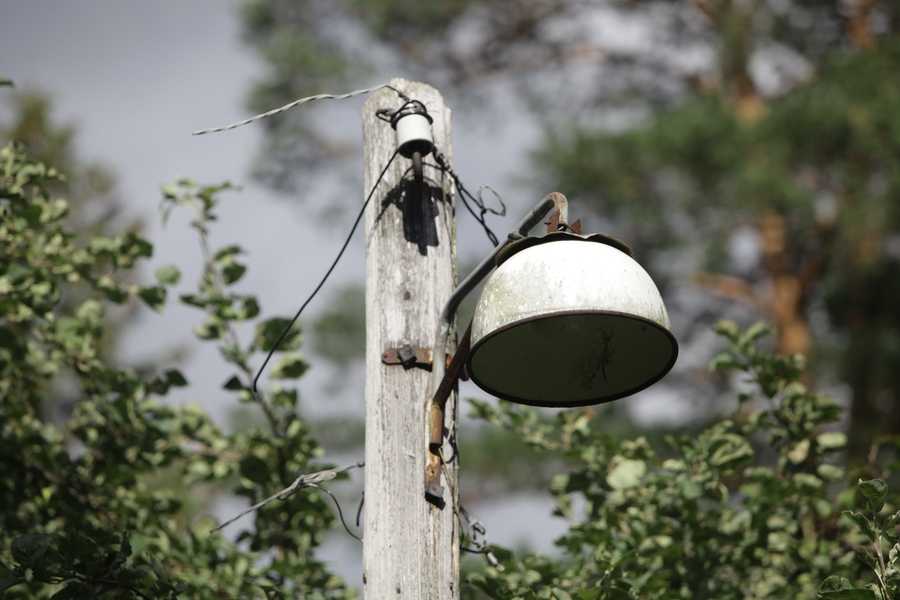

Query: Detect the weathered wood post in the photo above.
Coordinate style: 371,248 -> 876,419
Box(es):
361,78 -> 459,599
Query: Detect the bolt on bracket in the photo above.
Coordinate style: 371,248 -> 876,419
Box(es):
382,344 -> 462,375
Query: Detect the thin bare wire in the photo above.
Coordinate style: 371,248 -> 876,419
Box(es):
252,147 -> 401,392
211,462 -> 364,532
192,83 -> 410,135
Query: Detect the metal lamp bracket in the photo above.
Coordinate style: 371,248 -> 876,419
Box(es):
545,208 -> 581,234
382,344 -> 464,375
382,344 -> 433,370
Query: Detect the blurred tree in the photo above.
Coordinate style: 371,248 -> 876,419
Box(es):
539,37 -> 900,460
521,2 -> 900,461
310,285 -> 366,367
0,146 -> 357,598
3,94 -> 897,600
1,91 -> 122,242
238,0 -> 900,459
0,90 -> 149,421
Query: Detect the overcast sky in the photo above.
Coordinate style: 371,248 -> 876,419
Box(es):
0,0 -> 545,402
0,0 -> 578,584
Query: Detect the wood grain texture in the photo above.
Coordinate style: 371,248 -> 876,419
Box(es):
362,78 -> 459,599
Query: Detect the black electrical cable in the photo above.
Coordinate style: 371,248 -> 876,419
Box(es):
252,148 -> 401,392
455,181 -> 497,245
355,492 -> 365,528
308,483 -> 363,543
417,158 -> 497,245
456,181 -> 500,246
431,150 -> 505,247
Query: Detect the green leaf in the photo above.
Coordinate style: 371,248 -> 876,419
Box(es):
51,582 -> 93,599
710,433 -> 755,468
5,262 -> 31,284
270,353 -> 308,379
255,317 -> 300,352
194,319 -> 224,340
240,455 -> 270,485
223,375 -> 244,390
222,261 -> 246,285
818,576 -> 877,599
742,321 -> 775,345
859,479 -> 888,513
96,275 -> 128,303
714,320 -> 741,343
844,511 -> 877,543
154,264 -> 181,285
179,293 -> 206,307
606,458 -> 645,490
857,548 -> 879,571
816,431 -> 847,452
817,464 -> 845,481
270,389 -> 298,411
709,352 -> 744,372
788,439 -> 810,464
232,295 -> 260,320
884,510 -> 900,531
214,245 -> 243,261
793,472 -> 823,490
160,183 -> 179,199
137,285 -> 167,311
11,534 -> 49,564
165,369 -> 187,387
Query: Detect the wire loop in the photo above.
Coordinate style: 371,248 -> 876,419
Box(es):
459,504 -> 504,570
432,149 -> 505,247
475,183 -> 507,217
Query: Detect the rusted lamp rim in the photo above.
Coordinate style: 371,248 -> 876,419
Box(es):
495,230 -> 634,266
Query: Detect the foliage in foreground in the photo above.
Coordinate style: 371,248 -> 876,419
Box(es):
465,323 -> 900,599
0,141 -> 354,599
2,139 -> 899,599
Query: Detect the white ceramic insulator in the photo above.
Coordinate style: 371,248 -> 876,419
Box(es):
395,113 -> 434,158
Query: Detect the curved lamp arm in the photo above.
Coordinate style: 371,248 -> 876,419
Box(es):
426,193 -> 568,448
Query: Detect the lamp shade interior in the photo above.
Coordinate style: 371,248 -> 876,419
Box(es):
466,236 -> 677,407
468,312 -> 676,406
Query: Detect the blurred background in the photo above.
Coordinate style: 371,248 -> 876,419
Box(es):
3,0 -> 900,589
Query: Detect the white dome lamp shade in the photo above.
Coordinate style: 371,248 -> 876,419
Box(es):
466,231 -> 678,408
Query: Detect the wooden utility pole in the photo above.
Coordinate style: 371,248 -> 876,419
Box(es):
362,79 -> 459,599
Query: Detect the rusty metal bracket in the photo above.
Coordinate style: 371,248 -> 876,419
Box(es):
423,322 -> 473,507
545,208 -> 581,234
424,466 -> 445,508
382,344 -> 432,370
382,344 -> 464,375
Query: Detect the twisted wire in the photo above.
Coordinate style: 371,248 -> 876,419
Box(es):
192,83 -> 410,135
211,462 -> 364,532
